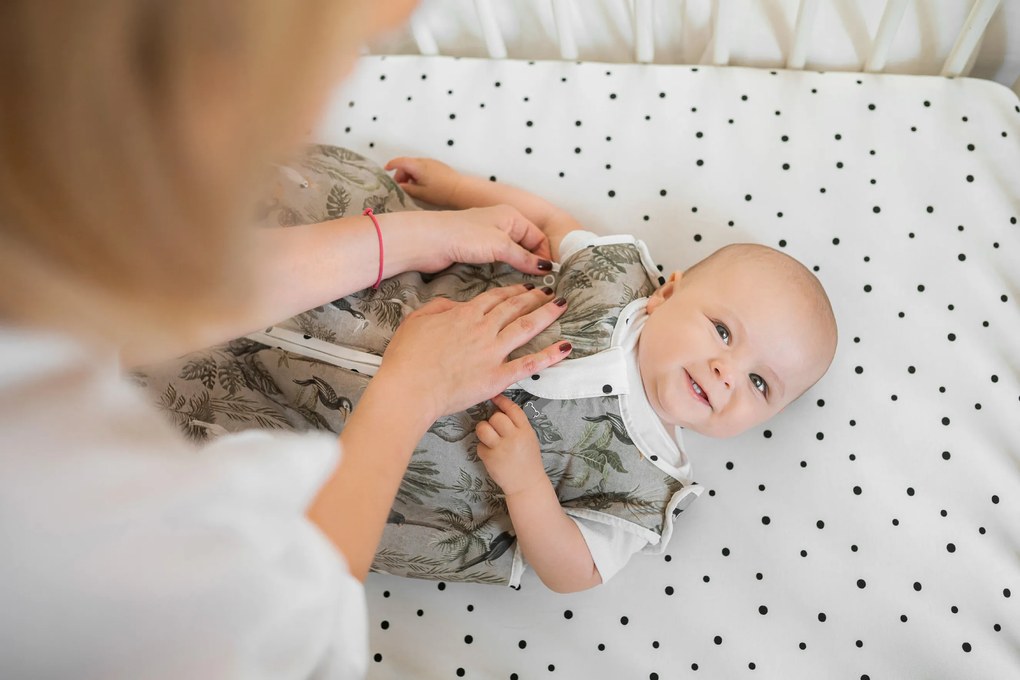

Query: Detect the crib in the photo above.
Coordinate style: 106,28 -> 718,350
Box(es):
313,2 -> 1019,678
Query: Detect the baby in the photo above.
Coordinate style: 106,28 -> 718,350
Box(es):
251,150 -> 838,593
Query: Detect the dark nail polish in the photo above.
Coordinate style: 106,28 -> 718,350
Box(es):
559,342 -> 572,353
554,297 -> 567,307
523,282 -> 536,290
537,259 -> 553,271
541,286 -> 554,296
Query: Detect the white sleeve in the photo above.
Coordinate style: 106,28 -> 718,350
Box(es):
556,230 -> 601,261
0,334 -> 368,680
570,516 -> 650,583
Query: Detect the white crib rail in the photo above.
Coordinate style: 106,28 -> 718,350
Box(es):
551,0 -> 578,61
941,0 -> 1002,77
863,0 -> 909,73
390,0 -> 1008,79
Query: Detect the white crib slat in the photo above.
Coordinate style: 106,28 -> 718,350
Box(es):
941,0 -> 1001,77
864,0 -> 908,73
787,0 -> 820,70
633,0 -> 655,64
474,0 -> 507,59
409,14 -> 440,56
709,0 -> 731,66
551,0 -> 578,61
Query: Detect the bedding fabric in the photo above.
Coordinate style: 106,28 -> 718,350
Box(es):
316,56 -> 1020,679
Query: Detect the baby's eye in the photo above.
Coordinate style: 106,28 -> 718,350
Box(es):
750,373 -> 768,396
714,323 -> 730,345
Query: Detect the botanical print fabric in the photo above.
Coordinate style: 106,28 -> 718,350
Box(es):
135,145 -> 686,585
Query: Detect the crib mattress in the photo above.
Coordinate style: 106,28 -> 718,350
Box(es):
315,55 -> 1020,679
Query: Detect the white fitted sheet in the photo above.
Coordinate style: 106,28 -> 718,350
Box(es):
315,55 -> 1020,679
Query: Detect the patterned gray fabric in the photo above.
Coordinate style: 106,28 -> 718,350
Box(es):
135,145 -> 689,586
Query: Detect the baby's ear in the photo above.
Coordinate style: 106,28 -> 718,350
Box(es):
646,270 -> 683,314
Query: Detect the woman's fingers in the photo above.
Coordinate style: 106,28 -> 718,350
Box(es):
407,296 -> 457,318
494,294 -> 567,347
501,214 -> 553,262
378,282 -> 569,419
498,340 -> 573,387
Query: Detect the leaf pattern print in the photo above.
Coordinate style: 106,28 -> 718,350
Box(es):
527,408 -> 563,445
424,265 -> 506,299
449,470 -> 507,516
326,184 -> 351,218
396,455 -> 445,507
209,393 -> 289,429
357,277 -> 417,331
136,145 -> 692,587
561,483 -> 663,518
588,244 -> 642,282
582,412 -> 634,446
216,359 -> 246,396
293,312 -> 338,343
559,266 -> 594,295
431,499 -> 497,563
180,357 -> 217,389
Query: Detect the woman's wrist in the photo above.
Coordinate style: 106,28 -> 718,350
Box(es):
375,211 -> 450,276
367,364 -> 442,431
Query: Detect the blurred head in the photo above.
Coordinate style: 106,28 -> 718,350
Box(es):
0,0 -> 416,355
638,244 -> 837,438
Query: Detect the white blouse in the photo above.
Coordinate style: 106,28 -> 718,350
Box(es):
0,326 -> 367,679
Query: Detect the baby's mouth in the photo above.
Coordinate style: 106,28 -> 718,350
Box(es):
687,370 -> 711,407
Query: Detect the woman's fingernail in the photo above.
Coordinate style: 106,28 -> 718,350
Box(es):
523,282 -> 536,290
554,297 -> 567,307
537,259 -> 553,271
559,342 -> 572,353
541,286 -> 554,296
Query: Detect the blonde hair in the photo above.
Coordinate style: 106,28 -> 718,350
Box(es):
0,1 -> 365,354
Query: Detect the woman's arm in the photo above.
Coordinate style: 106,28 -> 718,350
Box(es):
123,206 -> 552,367
475,395 -> 602,593
310,287 -> 573,580
387,157 -> 584,261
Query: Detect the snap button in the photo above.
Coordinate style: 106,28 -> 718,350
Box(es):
543,274 -> 556,287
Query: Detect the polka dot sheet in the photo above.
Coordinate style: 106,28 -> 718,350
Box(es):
316,56 -> 1019,680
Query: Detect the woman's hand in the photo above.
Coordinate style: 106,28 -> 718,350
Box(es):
385,156 -> 553,275
374,284 -> 571,420
394,206 -> 552,276
476,395 -> 547,497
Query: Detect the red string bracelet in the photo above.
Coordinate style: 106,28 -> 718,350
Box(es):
363,208 -> 384,289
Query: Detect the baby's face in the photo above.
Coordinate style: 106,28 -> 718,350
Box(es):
638,255 -> 834,438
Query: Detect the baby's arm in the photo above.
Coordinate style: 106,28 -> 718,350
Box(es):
475,395 -> 602,593
387,157 -> 582,261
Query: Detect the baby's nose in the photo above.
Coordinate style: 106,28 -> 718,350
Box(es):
711,360 -> 733,389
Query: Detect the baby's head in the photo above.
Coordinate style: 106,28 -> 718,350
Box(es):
638,243 -> 837,438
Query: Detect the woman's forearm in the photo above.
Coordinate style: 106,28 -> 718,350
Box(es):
123,211 -> 439,367
308,371 -> 437,581
253,211 -> 435,321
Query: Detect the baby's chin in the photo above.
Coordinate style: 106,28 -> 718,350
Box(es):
665,415 -> 757,440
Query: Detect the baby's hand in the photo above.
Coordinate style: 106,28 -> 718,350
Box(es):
475,394 -> 547,498
386,157 -> 463,207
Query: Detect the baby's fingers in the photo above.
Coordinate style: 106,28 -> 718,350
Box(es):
475,421 -> 501,449
385,157 -> 421,183
498,341 -> 573,387
491,394 -> 531,429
